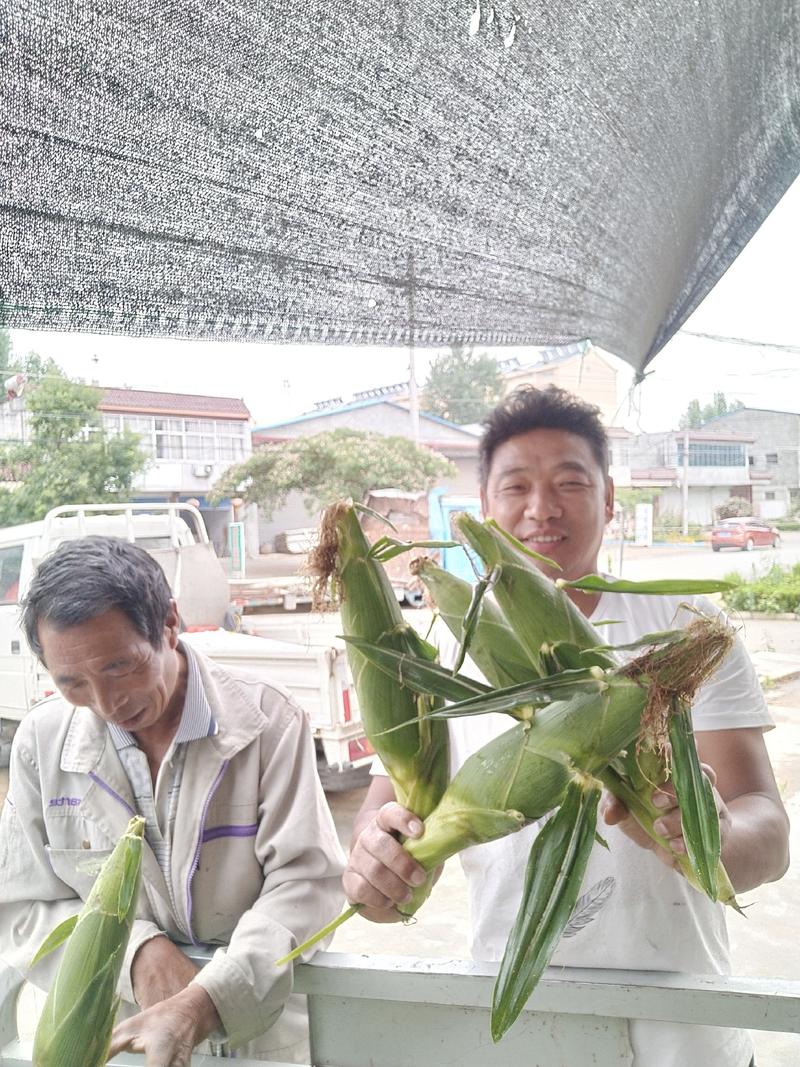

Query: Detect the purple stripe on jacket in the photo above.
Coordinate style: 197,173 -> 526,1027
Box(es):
88,772 -> 136,816
202,823 -> 258,843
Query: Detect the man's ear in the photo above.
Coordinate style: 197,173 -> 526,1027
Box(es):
164,599 -> 181,647
605,476 -> 615,524
479,487 -> 489,519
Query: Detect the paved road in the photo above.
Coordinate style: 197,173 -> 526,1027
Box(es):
609,529 -> 800,583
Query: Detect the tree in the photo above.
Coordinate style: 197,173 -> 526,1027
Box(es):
679,392 -> 744,429
423,345 -> 503,425
715,496 -> 753,521
0,329 -> 11,377
0,365 -> 149,524
211,429 -> 456,518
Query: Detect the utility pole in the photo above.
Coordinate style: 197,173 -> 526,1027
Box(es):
407,252 -> 420,444
682,430 -> 690,536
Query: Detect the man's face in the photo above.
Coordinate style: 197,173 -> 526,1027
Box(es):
481,428 -> 614,583
38,605 -> 184,735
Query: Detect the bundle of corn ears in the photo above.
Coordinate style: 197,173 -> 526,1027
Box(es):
30,816 -> 145,1067
283,502 -> 739,1042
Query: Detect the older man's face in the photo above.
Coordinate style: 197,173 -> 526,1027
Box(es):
38,605 -> 184,738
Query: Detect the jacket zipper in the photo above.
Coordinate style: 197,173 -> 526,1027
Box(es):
185,759 -> 229,945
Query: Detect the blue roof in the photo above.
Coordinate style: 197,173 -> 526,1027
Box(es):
253,398 -> 480,436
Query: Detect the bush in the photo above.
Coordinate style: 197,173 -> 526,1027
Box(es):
774,518 -> 800,531
715,497 -> 753,521
721,563 -> 800,615
652,512 -> 705,542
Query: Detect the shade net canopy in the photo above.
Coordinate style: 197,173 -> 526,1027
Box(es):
1,0 -> 798,379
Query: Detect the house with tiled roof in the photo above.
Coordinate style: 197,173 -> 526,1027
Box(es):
252,398 -> 481,546
0,384 -> 253,552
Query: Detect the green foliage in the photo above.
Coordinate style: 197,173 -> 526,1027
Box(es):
720,564 -> 800,616
0,329 -> 11,376
211,428 -> 456,518
774,518 -> 800,531
714,496 -> 752,521
652,512 -> 704,542
679,392 -> 744,429
0,367 -> 148,525
423,344 -> 503,424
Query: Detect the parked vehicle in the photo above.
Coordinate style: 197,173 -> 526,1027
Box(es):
710,517 -> 781,552
0,503 -> 371,788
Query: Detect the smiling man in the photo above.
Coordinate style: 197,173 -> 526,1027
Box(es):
345,386 -> 789,1067
0,536 -> 344,1066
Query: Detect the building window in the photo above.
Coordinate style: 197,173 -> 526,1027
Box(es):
675,441 -> 746,467
765,491 -> 776,501
766,453 -> 779,464
102,413 -> 247,462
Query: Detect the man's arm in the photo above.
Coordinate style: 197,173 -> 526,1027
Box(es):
344,776 -> 429,923
603,727 -> 789,892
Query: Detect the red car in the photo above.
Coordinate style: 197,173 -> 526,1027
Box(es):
710,517 -> 781,552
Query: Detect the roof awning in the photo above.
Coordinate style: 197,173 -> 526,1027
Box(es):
1,1 -> 798,380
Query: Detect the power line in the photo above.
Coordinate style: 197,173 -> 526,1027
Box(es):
678,330 -> 800,354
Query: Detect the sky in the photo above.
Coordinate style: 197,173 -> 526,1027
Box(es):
7,177 -> 799,434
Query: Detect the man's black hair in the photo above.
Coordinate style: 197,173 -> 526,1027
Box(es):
479,385 -> 610,487
21,536 -> 173,661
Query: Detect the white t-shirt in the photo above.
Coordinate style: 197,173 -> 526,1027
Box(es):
377,591 -> 771,1067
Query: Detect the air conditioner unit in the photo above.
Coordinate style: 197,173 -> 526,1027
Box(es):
191,463 -> 214,477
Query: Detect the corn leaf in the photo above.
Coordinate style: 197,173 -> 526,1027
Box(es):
557,574 -> 734,595
29,914 -> 78,968
491,779 -> 601,1042
669,700 -> 721,900
368,536 -> 460,562
453,565 -> 500,673
352,501 -> 398,531
340,635 -> 491,702
485,517 -> 561,570
374,668 -> 609,733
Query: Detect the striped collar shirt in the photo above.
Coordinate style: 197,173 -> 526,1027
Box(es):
108,641 -> 218,893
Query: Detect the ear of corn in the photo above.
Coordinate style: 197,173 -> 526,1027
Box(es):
31,815 -> 145,1067
454,513 -> 614,673
411,556 -> 539,687
308,503 -> 449,821
491,776 -> 601,1042
669,700 -> 722,900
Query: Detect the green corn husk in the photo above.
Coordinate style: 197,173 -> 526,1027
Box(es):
454,513 -> 615,674
491,776 -> 601,1042
410,556 -> 540,687
308,502 -> 449,821
31,815 -> 145,1067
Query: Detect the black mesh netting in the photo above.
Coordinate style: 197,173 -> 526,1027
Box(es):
1,0 -> 798,377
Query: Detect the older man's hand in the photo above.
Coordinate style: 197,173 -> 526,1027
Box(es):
108,984 -> 220,1067
130,936 -> 201,1009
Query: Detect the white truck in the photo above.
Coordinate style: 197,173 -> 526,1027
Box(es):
0,503 -> 372,789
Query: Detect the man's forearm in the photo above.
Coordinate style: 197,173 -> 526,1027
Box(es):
721,793 -> 790,892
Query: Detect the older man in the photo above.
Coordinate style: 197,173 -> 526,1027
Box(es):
0,535 -> 345,1065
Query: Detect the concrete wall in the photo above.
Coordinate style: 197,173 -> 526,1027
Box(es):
502,350 -> 618,425
705,409 -> 800,505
